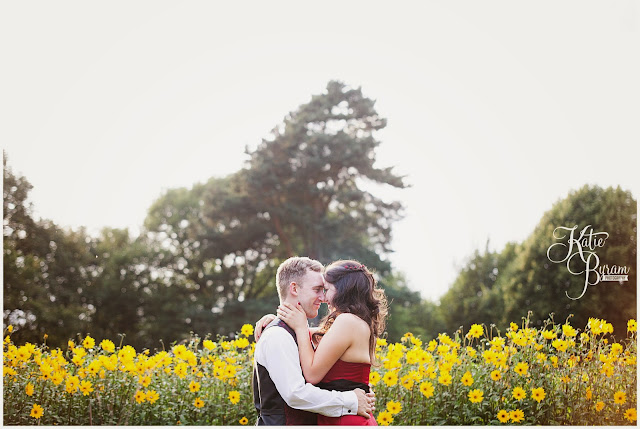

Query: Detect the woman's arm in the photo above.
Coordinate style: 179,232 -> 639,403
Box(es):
278,303 -> 355,384
254,313 -> 277,341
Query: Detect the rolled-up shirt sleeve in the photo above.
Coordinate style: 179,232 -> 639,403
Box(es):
255,326 -> 358,417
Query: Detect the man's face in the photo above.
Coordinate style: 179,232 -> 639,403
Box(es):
295,269 -> 326,318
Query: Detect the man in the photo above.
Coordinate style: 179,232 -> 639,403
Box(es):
252,256 -> 374,425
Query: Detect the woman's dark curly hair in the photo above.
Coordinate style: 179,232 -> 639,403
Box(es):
312,260 -> 388,362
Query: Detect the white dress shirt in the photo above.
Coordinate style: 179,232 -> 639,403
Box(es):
254,325 -> 358,417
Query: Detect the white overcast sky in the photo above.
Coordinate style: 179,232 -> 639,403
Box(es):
2,1 -> 638,302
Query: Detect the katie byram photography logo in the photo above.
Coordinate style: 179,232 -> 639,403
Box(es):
546,225 -> 629,300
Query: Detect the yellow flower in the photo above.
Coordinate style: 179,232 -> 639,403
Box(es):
611,343 -> 623,356
369,371 -> 381,386
174,363 -> 187,379
490,370 -> 501,381
377,410 -> 393,426
531,387 -> 545,403
229,390 -> 240,404
83,336 -> 95,349
383,358 -> 400,370
241,324 -> 254,337
512,332 -> 527,347
427,339 -> 437,351
483,349 -> 496,364
135,390 -> 146,404
189,380 -> 200,393
203,340 -> 216,351
600,362 -> 614,377
51,371 -> 64,385
490,337 -> 506,350
512,386 -> 526,401
7,325 -> 13,333
628,319 -> 637,333
100,339 -> 115,353
139,375 -> 152,387
194,397 -> 204,408
586,387 -> 593,400
146,390 -> 159,404
467,324 -> 483,339
16,346 -> 32,362
172,345 -> 188,360
235,337 -> 250,349
386,400 -> 402,415
497,409 -> 510,423
535,352 -> 547,364
419,381 -> 434,398
224,365 -> 238,378
461,371 -> 473,386
26,382 -> 35,396
510,322 -> 518,332
30,403 -> 44,419
239,416 -> 249,425
438,371 -> 452,386
562,324 -> 576,337
468,389 -> 483,403
541,330 -> 556,340
405,348 -> 420,365
382,371 -> 398,386
551,339 -> 568,352
80,380 -> 93,396
400,375 -> 414,390
466,347 -> 477,358
624,408 -> 637,422
66,376 -> 80,394
437,344 -> 450,355
510,409 -> 524,423
614,391 -> 627,404
595,401 -> 605,411
514,362 -> 528,376
71,355 -> 85,367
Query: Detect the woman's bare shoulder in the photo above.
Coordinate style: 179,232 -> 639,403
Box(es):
334,313 -> 369,330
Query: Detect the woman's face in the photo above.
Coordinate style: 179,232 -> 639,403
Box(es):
324,281 -> 337,309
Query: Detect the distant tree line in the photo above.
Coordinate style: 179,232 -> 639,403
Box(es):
437,185 -> 636,337
4,81 -> 421,350
3,82 -> 636,351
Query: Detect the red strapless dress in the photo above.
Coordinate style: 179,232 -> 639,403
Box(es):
317,359 -> 377,426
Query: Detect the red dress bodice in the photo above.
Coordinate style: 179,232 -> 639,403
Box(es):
317,360 -> 377,426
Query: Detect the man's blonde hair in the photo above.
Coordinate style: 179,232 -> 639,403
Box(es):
276,256 -> 323,301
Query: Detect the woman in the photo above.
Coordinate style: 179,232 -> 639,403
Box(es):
277,260 -> 388,425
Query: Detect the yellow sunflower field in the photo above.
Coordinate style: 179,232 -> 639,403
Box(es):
3,314 -> 637,425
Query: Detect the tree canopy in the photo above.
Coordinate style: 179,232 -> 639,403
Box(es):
3,82 -> 414,349
440,185 -> 636,336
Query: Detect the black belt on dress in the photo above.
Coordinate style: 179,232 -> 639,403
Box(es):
316,379 -> 370,393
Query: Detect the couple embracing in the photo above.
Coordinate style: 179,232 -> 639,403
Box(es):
252,256 -> 388,425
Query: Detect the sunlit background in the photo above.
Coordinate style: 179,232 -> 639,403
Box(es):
2,0 -> 638,302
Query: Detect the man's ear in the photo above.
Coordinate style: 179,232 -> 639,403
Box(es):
289,282 -> 299,297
